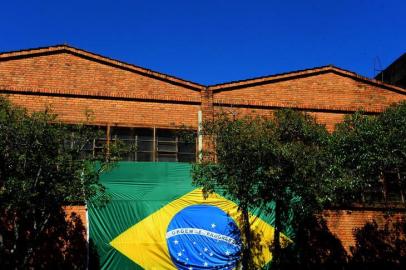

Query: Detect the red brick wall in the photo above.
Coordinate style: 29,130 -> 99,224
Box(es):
1,48 -> 406,253
323,210 -> 406,253
64,205 -> 87,238
0,52 -> 201,128
211,71 -> 406,130
212,72 -> 405,112
2,52 -> 405,130
211,108 -> 346,132
308,112 -> 347,132
209,71 -> 406,251
4,93 -> 200,128
0,52 -> 201,100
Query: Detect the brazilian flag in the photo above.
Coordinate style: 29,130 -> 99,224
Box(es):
89,162 -> 292,269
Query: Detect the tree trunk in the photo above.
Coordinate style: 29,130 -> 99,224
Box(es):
273,200 -> 282,268
241,206 -> 252,269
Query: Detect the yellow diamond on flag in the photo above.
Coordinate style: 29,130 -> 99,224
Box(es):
110,188 -> 290,269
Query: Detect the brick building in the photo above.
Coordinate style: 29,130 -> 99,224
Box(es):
376,53 -> 406,88
1,45 -> 406,252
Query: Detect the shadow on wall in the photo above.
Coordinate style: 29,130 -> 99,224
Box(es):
277,215 -> 406,270
0,209 -> 93,270
279,215 -> 349,270
1,210 -> 405,269
88,239 -> 100,270
350,216 -> 406,269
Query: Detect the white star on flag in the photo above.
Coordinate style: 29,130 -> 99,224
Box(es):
225,250 -> 230,255
209,252 -> 213,256
174,240 -> 179,245
204,247 -> 208,252
177,252 -> 182,257
204,262 -> 208,266
188,267 -> 193,270
211,223 -> 216,228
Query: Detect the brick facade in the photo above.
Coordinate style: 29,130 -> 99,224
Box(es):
323,209 -> 406,253
210,67 -> 406,131
1,46 -> 405,130
64,205 -> 88,237
0,47 -> 203,129
1,45 -> 406,251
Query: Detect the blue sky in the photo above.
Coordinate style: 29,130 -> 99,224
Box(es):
1,0 -> 405,85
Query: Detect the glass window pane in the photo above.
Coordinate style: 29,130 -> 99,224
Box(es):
385,173 -> 403,202
95,138 -> 108,148
178,153 -> 196,163
107,127 -> 197,163
363,180 -> 385,203
178,142 -> 195,154
111,127 -> 135,140
157,142 -> 177,152
178,131 -> 196,144
138,141 -> 153,152
364,190 -> 385,203
157,153 -> 177,162
157,129 -> 176,141
136,128 -> 154,141
137,152 -> 153,161
121,152 -> 136,161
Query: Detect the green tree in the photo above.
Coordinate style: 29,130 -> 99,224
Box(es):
192,109 -> 331,269
192,114 -> 273,269
258,110 -> 330,268
0,97 -> 112,269
330,102 -> 406,205
378,102 -> 406,199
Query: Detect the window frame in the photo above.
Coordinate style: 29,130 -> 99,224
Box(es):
109,126 -> 197,163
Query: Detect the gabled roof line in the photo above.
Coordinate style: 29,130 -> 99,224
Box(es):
1,45 -> 405,94
209,65 -> 334,89
375,53 -> 406,80
0,44 -> 206,90
208,65 -> 406,94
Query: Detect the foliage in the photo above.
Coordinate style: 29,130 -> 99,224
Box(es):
0,96 -> 112,269
192,113 -> 274,268
258,110 -> 330,268
192,102 -> 406,268
192,109 -> 331,268
349,218 -> 406,269
330,102 -> 406,204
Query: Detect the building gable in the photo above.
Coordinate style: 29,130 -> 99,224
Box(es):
211,66 -> 406,114
0,45 -> 203,104
1,45 -> 405,130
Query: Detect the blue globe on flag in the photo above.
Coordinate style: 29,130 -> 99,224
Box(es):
166,205 -> 242,270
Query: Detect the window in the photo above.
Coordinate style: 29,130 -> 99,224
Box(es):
383,171 -> 404,203
110,127 -> 153,161
361,171 -> 405,205
362,182 -> 385,203
110,127 -> 196,163
157,129 -> 177,162
64,125 -> 107,159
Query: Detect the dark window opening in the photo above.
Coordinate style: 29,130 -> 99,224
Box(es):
110,127 -> 196,163
362,182 -> 385,204
64,125 -> 107,159
384,171 -> 404,203
110,127 -> 154,161
361,172 -> 405,205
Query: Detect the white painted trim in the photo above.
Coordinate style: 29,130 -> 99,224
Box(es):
198,110 -> 203,161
